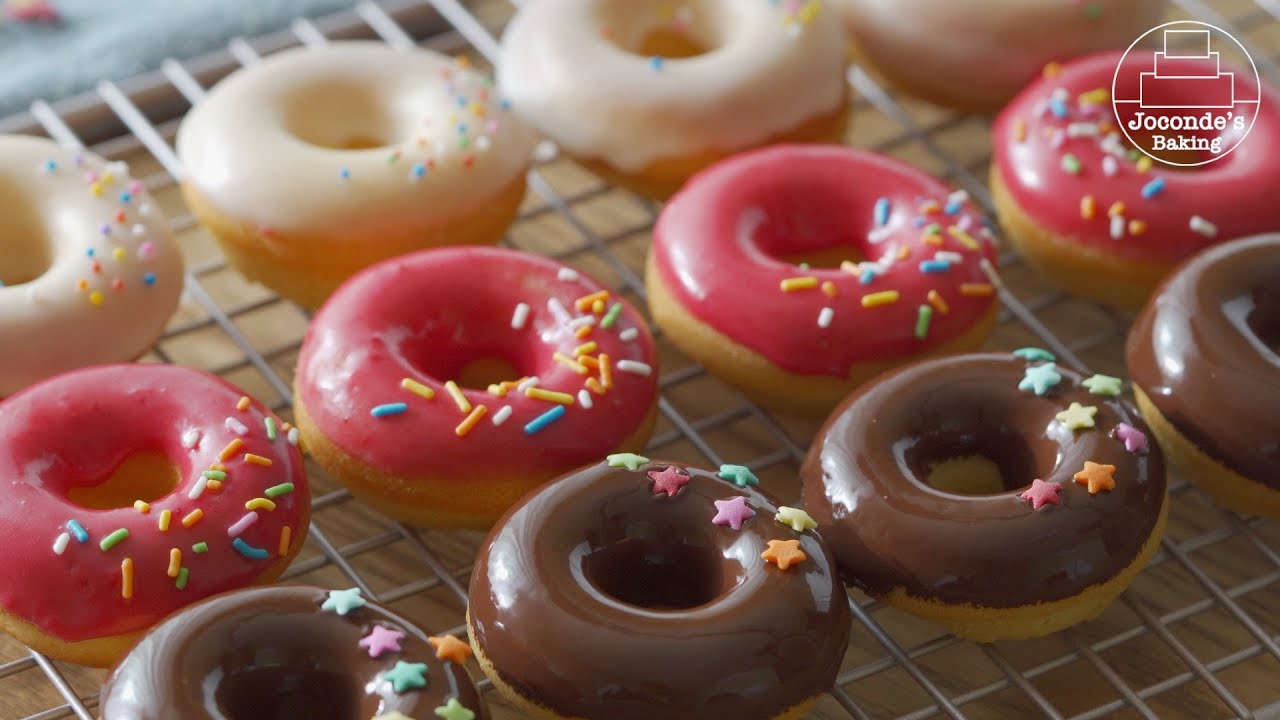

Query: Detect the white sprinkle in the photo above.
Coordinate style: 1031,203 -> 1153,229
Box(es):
547,297 -> 572,325
138,202 -> 153,217
577,389 -> 593,409
492,405 -> 513,426
53,533 -> 70,555
867,225 -> 894,244
616,360 -> 652,376
569,315 -> 596,329
1100,135 -> 1127,158
1051,87 -> 1069,102
474,135 -> 491,153
935,251 -> 964,265
1048,129 -> 1066,149
619,327 -> 639,342
516,376 -> 540,392
188,475 -> 210,500
181,429 -> 202,449
227,511 -> 259,537
557,268 -> 579,282
1189,215 -> 1218,237
955,215 -> 974,232
287,427 -> 299,446
1102,156 -> 1119,177
131,224 -> 147,237
1110,215 -> 1126,240
947,189 -> 969,206
511,302 -> 530,330
818,307 -> 835,328
1067,122 -> 1099,138
225,417 -> 249,436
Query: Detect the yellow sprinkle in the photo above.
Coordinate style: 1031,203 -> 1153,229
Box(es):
1129,219 -> 1148,235
90,182 -> 104,197
158,509 -> 172,532
280,422 -> 292,433
1136,156 -> 1153,173
573,341 -> 598,357
798,0 -> 820,23
400,377 -> 436,400
102,172 -> 115,185
77,279 -> 88,291
444,380 -> 471,413
948,227 -> 981,251
121,558 -> 133,600
167,549 -> 182,578
575,290 -> 610,312
780,276 -> 819,292
554,352 -> 590,374
526,387 -> 575,405
487,383 -> 508,397
236,396 -> 251,411
599,353 -> 613,390
210,463 -> 226,472
218,439 -> 244,462
1043,61 -> 1061,79
1079,88 -> 1110,105
1108,201 -> 1126,218
244,453 -> 273,467
454,55 -> 472,69
1080,195 -> 1097,220
112,247 -> 126,262
470,102 -> 487,118
279,526 -> 292,557
585,377 -> 607,395
181,509 -> 204,528
206,479 -> 222,492
821,281 -> 838,298
927,290 -> 951,315
961,283 -> 995,297
591,298 -> 605,314
455,404 -> 488,437
133,500 -> 150,514
88,291 -> 104,306
1014,118 -> 1028,143
246,498 -> 276,512
861,291 -> 901,308
574,324 -> 593,340
839,260 -> 861,276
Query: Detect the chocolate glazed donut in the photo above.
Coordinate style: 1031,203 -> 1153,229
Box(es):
802,352 -> 1167,641
100,585 -> 486,720
467,456 -> 851,720
1127,234 -> 1280,517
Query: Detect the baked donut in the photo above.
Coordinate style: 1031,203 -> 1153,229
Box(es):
648,144 -> 1000,416
469,455 -> 851,720
0,364 -> 309,667
100,585 -> 486,720
992,51 -> 1280,308
177,41 -> 537,309
498,0 -> 849,199
0,135 -> 183,397
832,0 -> 1166,110
1127,234 -> 1280,517
802,352 -> 1167,640
295,246 -> 659,529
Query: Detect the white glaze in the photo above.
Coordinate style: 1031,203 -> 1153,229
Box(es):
498,0 -> 847,172
0,135 -> 183,396
177,42 -> 537,233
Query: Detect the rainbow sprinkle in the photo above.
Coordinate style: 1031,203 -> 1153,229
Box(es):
99,528 -> 129,552
232,538 -> 269,560
371,402 -> 408,418
524,405 -> 566,434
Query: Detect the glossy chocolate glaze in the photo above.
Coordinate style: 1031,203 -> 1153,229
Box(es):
468,460 -> 850,720
801,353 -> 1166,607
99,585 -> 486,720
1127,234 -> 1280,486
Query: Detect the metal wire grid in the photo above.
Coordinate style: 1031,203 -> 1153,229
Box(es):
3,0 -> 1278,718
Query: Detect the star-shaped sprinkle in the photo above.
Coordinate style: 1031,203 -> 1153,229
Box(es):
762,539 -> 807,570
383,661 -> 429,693
321,587 -> 366,616
606,453 -> 649,470
1073,461 -> 1117,494
1082,374 -> 1124,396
428,634 -> 473,664
1019,479 -> 1062,510
358,625 -> 405,658
711,496 -> 755,530
775,506 -> 818,532
718,464 -> 759,487
1019,363 -> 1063,396
1013,347 -> 1056,362
1056,402 -> 1098,430
648,466 -> 690,497
434,699 -> 476,720
1114,423 -> 1148,453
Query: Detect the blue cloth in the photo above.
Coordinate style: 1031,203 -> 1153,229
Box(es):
0,0 -> 352,117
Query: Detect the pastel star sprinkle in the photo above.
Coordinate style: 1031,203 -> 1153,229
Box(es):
1056,402 -> 1098,430
1073,461 -> 1117,494
762,539 -> 807,570
711,496 -> 756,530
775,506 -> 818,532
1082,374 -> 1124,396
648,466 -> 690,497
1013,347 -> 1056,362
434,699 -> 477,720
606,453 -> 649,470
428,634 -> 473,664
1019,363 -> 1063,396
1019,479 -> 1062,510
1115,423 -> 1148,453
383,661 -> 429,693
358,625 -> 405,658
718,464 -> 759,487
321,587 -> 366,616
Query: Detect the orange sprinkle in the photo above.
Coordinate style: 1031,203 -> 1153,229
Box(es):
236,396 -> 251,412
1080,195 -> 1097,220
573,341 -> 598,357
455,404 -> 488,437
927,290 -> 951,315
897,246 -> 911,261
181,509 -> 204,528
579,355 -> 600,369
526,388 -> 575,404
454,54 -> 472,69
920,200 -> 942,214
444,380 -> 472,414
246,498 -> 276,512
779,276 -> 819,292
598,353 -> 613,390
133,500 -> 150,514
1013,118 -> 1028,143
206,479 -> 223,492
167,549 -> 182,578
158,509 -> 172,532
574,324 -> 594,340
922,233 -> 943,246
961,283 -> 995,297
554,352 -> 590,374
821,281 -> 838,298
244,453 -> 273,467
1128,219 -> 1147,235
279,526 -> 292,557
280,422 -> 293,433
1043,61 -> 1062,79
585,377 -> 607,395
1108,201 -> 1126,218
218,439 -> 244,462
121,558 -> 134,600
575,290 -> 610,312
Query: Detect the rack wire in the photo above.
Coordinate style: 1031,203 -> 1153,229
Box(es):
2,1 -> 1278,718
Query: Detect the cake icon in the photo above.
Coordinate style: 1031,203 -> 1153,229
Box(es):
1139,29 -> 1235,108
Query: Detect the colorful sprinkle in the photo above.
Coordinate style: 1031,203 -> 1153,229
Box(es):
244,453 -> 273,467
709,495 -> 756,530
133,500 -> 150,514
182,509 -> 204,528
227,512 -> 259,538
1190,215 -> 1218,238
718,464 -> 759,487
1129,219 -> 1147,235
218,439 -> 244,462
491,405 -> 513,426
1141,176 -> 1166,199
1082,374 -> 1123,396
1073,461 -> 1117,494
775,506 -> 818,532
647,466 -> 690,497
158,510 -> 172,532
444,380 -> 471,413
66,519 -> 89,543
927,290 -> 950,314
601,303 -> 623,329
433,699 -> 476,720
524,405 -> 566,434
236,395 -> 251,412
265,482 -> 295,498
384,661 -> 430,693
232,537 -> 269,560
188,475 -> 211,500
455,404 -> 488,437
817,306 -> 834,328
121,558 -> 134,599
619,327 -> 640,343
360,625 -> 407,658
526,387 -> 574,404
511,302 -> 530,330
167,548 -> 182,578
265,417 -> 278,441
246,498 -> 275,512
1060,153 -> 1082,174
874,197 -> 891,226
99,528 -> 129,552
780,276 -> 819,292
279,525 -> 292,556
52,533 -> 70,555
762,539 -> 807,570
1019,363 -> 1063,396
428,634 -> 474,664
1020,479 -> 1062,510
948,227 -> 981,251
1115,423 -> 1148,454
193,541 -> 209,554
861,290 -> 900,308
616,359 -> 652,376
371,402 -> 409,419
401,378 -> 436,400
919,259 -> 950,274
1056,402 -> 1098,430
1013,347 -> 1056,362
607,453 -> 649,470
175,566 -> 190,590
576,389 -> 593,409
181,429 -> 201,449
914,305 -> 933,340
1080,195 -> 1097,220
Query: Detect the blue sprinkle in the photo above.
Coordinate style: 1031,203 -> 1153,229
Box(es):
524,405 -> 566,435
457,123 -> 467,134
1049,96 -> 1069,118
912,216 -> 927,228
67,520 -> 89,543
859,268 -> 877,285
650,56 -> 664,71
456,96 -> 468,107
339,168 -> 351,180
412,164 -> 426,178
119,192 -> 132,204
919,260 -> 951,274
371,402 -> 408,418
86,248 -> 96,258
1141,176 -> 1166,199
232,538 -> 269,560
499,98 -> 512,111
873,197 -> 891,227
143,272 -> 156,286
944,199 -> 964,216
43,160 -> 57,172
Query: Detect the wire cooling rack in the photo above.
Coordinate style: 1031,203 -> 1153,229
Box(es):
1,0 -> 1278,718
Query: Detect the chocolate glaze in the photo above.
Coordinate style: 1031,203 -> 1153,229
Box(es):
1127,234 -> 1280,486
99,585 -> 487,720
468,460 -> 850,720
801,353 -> 1166,607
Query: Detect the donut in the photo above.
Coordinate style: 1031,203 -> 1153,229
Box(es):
801,352 -> 1167,640
498,0 -> 849,199
177,41 -> 537,309
295,246 -> 659,529
1127,234 -> 1280,517
468,454 -> 851,720
0,364 -> 309,667
992,51 -> 1280,309
0,135 -> 183,397
831,0 -> 1165,110
647,144 -> 1000,416
100,585 -> 487,720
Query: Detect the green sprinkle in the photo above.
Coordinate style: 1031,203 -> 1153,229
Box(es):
265,417 -> 278,441
914,305 -> 933,340
99,528 -> 129,552
1061,154 -> 1082,174
601,303 -> 623,329
1013,347 -> 1057,362
1084,2 -> 1101,18
265,482 -> 295,498
924,223 -> 942,235
175,567 -> 189,590
192,542 -> 209,554
202,470 -> 227,480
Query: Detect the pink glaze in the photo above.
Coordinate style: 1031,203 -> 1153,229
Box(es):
296,246 -> 659,479
0,365 -> 308,642
993,52 -> 1280,263
651,144 -> 999,377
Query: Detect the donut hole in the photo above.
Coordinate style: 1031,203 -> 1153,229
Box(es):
65,451 -> 180,510
582,526 -> 727,610
905,431 -> 1041,496
1246,285 -> 1280,356
745,205 -> 868,270
217,666 -> 361,720
0,174 -> 52,287
601,2 -> 725,60
282,80 -> 410,151
400,337 -> 535,391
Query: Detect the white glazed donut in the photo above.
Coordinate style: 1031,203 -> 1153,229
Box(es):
831,0 -> 1167,110
177,42 -> 538,309
498,0 -> 849,198
0,135 -> 183,397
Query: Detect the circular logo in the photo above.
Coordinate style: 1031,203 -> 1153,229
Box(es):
1112,20 -> 1260,167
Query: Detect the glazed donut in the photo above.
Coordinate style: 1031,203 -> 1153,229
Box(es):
0,135 -> 183,397
832,0 -> 1166,110
101,585 -> 487,720
468,455 -> 851,720
177,41 -> 537,309
498,0 -> 849,199
0,364 -> 309,667
802,352 -> 1167,640
992,51 -> 1280,308
648,144 -> 1000,416
295,246 -> 659,529
1127,234 -> 1280,517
